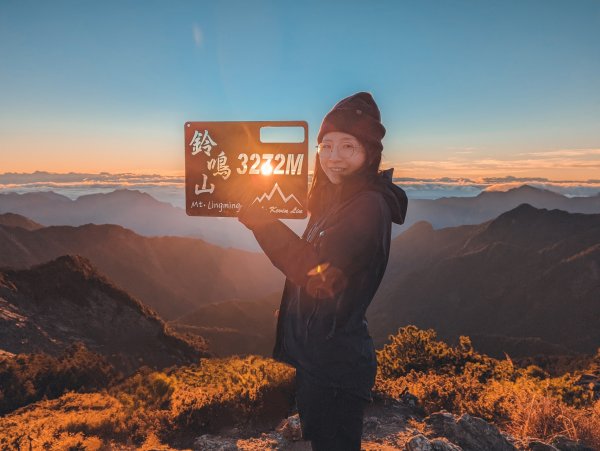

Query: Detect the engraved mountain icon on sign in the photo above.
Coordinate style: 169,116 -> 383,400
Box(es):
253,183 -> 301,205
252,183 -> 304,216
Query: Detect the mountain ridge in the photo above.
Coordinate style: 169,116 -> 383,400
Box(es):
0,255 -> 208,374
0,212 -> 43,230
0,220 -> 283,319
3,185 -> 600,250
370,203 -> 600,355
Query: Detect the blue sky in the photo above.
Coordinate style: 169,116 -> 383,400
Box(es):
1,0 -> 599,180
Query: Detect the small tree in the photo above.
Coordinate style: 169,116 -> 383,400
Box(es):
377,325 -> 455,378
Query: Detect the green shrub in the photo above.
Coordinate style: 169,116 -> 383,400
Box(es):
0,343 -> 117,415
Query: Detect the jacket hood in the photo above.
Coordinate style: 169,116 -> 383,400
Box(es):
372,168 -> 408,225
310,167 -> 408,225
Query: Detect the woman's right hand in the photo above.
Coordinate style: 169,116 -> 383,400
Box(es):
238,192 -> 275,230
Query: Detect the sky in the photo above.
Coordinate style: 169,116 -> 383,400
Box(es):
1,0 -> 600,187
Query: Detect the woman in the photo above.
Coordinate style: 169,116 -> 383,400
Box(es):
238,92 -> 408,450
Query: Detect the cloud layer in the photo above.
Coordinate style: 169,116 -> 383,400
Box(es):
391,147 -> 600,182
2,172 -> 600,205
0,172 -> 186,207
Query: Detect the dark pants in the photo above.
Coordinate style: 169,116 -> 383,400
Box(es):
295,370 -> 367,451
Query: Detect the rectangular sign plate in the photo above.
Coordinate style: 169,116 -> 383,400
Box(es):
185,121 -> 308,219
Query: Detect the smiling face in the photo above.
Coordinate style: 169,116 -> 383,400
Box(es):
319,131 -> 367,184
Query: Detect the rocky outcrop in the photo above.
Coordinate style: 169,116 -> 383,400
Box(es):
0,255 -> 208,374
183,403 -> 594,450
405,434 -> 462,450
423,412 -> 516,451
276,413 -> 303,442
550,435 -> 596,451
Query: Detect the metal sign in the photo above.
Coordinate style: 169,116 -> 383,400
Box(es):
185,121 -> 308,219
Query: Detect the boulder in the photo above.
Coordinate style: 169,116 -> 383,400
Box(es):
275,414 -> 303,442
192,434 -> 237,450
551,435 -> 595,451
406,434 -> 434,451
526,440 -> 559,451
430,439 -> 463,451
425,412 -> 516,451
363,416 -> 381,433
405,433 -> 462,451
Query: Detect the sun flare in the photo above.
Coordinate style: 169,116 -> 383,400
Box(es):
260,162 -> 273,176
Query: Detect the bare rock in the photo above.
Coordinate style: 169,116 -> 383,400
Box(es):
425,411 -> 516,451
192,434 -> 238,450
406,434 -> 434,451
551,435 -> 595,451
430,438 -> 463,451
276,414 -> 303,442
526,440 -> 559,451
363,416 -> 381,433
405,434 -> 463,451
400,390 -> 421,408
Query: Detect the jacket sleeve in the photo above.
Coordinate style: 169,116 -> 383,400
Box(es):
251,192 -> 389,287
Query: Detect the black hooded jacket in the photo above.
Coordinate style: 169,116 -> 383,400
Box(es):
249,170 -> 408,400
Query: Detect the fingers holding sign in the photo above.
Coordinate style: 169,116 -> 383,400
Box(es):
238,190 -> 275,230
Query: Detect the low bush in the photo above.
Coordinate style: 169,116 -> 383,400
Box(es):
0,342 -> 117,415
0,355 -> 295,449
376,326 -> 599,449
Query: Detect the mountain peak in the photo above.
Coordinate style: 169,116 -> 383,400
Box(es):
0,256 -> 207,374
500,202 -> 542,217
0,191 -> 72,202
510,184 -> 542,192
478,184 -> 563,199
35,254 -> 98,277
403,220 -> 434,236
485,203 -> 548,231
4,254 -> 161,320
0,212 -> 43,230
469,203 -> 588,252
12,255 -> 104,291
76,189 -> 155,201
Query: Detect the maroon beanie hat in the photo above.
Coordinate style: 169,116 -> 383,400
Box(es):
317,92 -> 386,153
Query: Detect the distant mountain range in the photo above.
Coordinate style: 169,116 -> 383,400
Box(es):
169,204 -> 600,358
0,214 -> 283,319
0,189 -> 304,251
1,202 -> 598,359
403,184 -> 600,230
370,203 -> 600,356
0,255 -> 207,374
2,185 -> 600,251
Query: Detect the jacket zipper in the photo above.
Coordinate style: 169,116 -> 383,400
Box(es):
305,298 -> 319,337
304,222 -> 324,338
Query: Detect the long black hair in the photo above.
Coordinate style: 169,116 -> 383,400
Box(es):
306,143 -> 383,218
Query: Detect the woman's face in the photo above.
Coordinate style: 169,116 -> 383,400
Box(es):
318,131 -> 367,184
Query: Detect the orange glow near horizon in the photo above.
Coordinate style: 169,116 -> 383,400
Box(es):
3,162 -> 599,182
1,125 -> 184,175
383,149 -> 600,182
3,130 -> 600,182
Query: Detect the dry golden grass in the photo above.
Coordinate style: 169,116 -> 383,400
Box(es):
0,355 -> 295,450
165,355 -> 295,445
375,326 -> 600,449
0,392 -> 134,450
493,380 -> 600,449
2,329 -> 597,450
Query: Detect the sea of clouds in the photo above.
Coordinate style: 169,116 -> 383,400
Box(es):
1,172 -> 599,208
